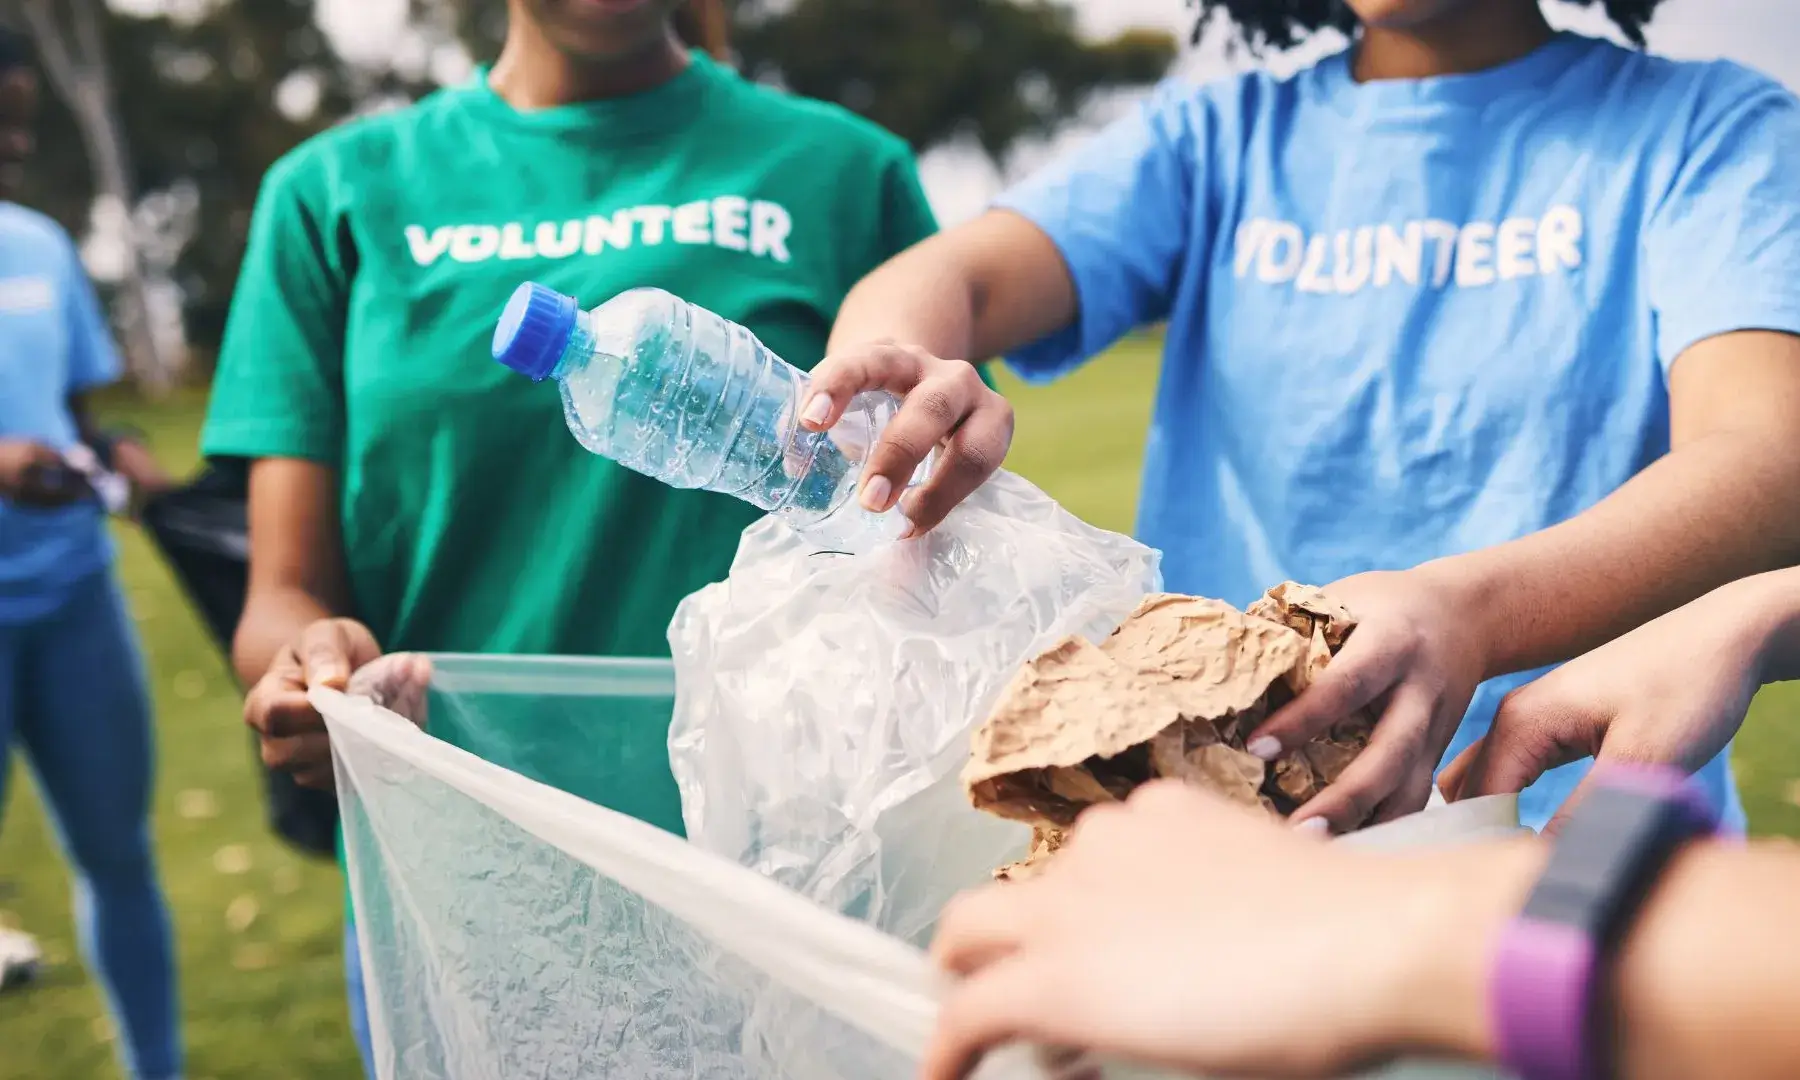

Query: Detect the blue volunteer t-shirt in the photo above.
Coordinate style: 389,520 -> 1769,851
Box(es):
0,203 -> 122,623
999,32 -> 1800,832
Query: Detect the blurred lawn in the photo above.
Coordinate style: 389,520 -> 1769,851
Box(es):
3,335 -> 1798,1078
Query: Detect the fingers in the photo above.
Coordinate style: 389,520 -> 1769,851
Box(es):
1457,688 -> 1602,799
803,343 -> 1011,534
1369,757 -> 1437,825
1290,686 -> 1436,833
801,341 -> 930,431
934,884 -> 1035,978
1252,631 -> 1405,757
921,954 -> 1066,1080
898,402 -> 1013,535
1436,737 -> 1484,801
261,732 -> 334,789
298,618 -> 381,691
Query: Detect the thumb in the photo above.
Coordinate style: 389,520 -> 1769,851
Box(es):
1437,735 -> 1486,801
298,619 -> 381,691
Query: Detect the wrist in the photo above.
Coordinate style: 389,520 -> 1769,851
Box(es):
1407,556 -> 1507,682
1380,839 -> 1548,1063
1733,568 -> 1800,685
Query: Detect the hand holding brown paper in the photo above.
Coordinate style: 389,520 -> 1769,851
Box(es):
963,582 -> 1372,879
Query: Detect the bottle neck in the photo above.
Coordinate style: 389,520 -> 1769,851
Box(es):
551,310 -> 598,380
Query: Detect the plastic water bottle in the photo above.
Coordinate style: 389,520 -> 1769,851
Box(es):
491,283 -> 919,549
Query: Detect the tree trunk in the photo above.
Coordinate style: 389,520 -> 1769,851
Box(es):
15,0 -> 182,396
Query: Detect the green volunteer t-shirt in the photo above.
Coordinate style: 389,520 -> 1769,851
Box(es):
202,53 -> 939,916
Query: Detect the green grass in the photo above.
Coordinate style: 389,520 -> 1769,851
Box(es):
3,338 -> 1798,1078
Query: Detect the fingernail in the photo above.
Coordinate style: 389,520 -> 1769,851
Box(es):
1246,735 -> 1282,761
1295,817 -> 1331,836
801,393 -> 832,427
860,474 -> 892,512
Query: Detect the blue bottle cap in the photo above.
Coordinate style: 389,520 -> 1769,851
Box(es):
493,282 -> 579,381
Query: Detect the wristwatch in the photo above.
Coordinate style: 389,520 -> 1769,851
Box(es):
1490,764 -> 1718,1080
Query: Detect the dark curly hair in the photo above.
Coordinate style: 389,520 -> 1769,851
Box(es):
1191,0 -> 1668,52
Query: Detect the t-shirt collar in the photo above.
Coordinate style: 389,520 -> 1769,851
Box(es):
459,48 -> 720,140
1313,30 -> 1590,126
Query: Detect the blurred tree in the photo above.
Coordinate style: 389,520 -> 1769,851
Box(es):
18,0 -> 1173,370
432,0 -> 1177,163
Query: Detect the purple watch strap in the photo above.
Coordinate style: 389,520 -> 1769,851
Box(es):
1492,919 -> 1599,1080
1490,764 -> 1718,1080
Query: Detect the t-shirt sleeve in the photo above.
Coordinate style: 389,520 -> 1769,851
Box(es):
1645,67 -> 1800,371
201,149 -> 350,464
994,79 -> 1197,382
59,233 -> 122,393
875,139 -> 939,260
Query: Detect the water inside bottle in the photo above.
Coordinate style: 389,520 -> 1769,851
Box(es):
555,289 -> 914,547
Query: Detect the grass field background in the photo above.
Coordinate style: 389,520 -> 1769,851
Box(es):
4,336 -> 1798,1078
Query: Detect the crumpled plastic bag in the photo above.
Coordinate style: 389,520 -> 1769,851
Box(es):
668,468 -> 1161,944
963,583 -> 1375,880
318,671 -> 1523,1080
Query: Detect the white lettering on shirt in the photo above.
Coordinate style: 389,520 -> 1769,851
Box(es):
404,225 -> 453,266
749,200 -> 792,263
631,205 -> 672,246
1257,221 -> 1304,283
1497,217 -> 1537,280
1374,222 -> 1422,288
499,222 -> 537,261
0,275 -> 54,313
584,211 -> 632,255
1229,208 -> 1586,296
449,225 -> 501,263
672,200 -> 712,245
1423,220 -> 1459,288
403,197 -> 797,267
1296,234 -> 1333,293
1454,222 -> 1497,287
712,196 -> 749,251
1538,205 -> 1583,273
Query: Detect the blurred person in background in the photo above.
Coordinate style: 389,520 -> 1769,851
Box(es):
201,0 -> 944,1072
807,0 -> 1800,836
0,23 -> 180,1080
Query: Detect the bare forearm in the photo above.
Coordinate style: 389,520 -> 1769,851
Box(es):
1404,839 -> 1800,1078
828,243 -> 983,359
826,211 -> 1078,363
1427,430 -> 1800,681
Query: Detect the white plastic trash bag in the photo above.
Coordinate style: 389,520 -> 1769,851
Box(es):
320,677 -> 1521,1080
668,469 -> 1162,945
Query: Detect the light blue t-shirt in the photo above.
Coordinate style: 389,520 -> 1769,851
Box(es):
998,32 -> 1800,831
0,203 -> 122,624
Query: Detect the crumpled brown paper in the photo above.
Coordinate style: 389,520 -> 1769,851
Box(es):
965,582 -> 1372,879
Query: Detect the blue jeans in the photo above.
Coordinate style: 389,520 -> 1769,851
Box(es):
0,570 -> 180,1080
346,918 -> 376,1078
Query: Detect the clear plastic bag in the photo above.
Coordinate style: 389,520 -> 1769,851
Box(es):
667,469 -> 1163,944
319,675 -> 1521,1080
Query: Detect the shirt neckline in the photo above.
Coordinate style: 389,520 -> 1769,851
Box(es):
454,49 -> 723,140
1313,30 -> 1593,124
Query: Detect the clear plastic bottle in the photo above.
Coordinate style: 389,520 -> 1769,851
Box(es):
492,283 -> 918,549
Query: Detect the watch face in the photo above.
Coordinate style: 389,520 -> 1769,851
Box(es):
1523,779 -> 1714,942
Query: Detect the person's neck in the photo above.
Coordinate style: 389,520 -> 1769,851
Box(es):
489,26 -> 689,109
1353,2 -> 1555,82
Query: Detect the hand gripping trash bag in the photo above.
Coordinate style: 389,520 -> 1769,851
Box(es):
667,469 -> 1163,945
319,673 -> 1523,1080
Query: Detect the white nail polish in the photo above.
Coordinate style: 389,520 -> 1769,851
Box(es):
1246,735 -> 1282,761
1295,817 -> 1330,836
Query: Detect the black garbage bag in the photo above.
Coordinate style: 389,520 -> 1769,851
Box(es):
139,460 -> 339,859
